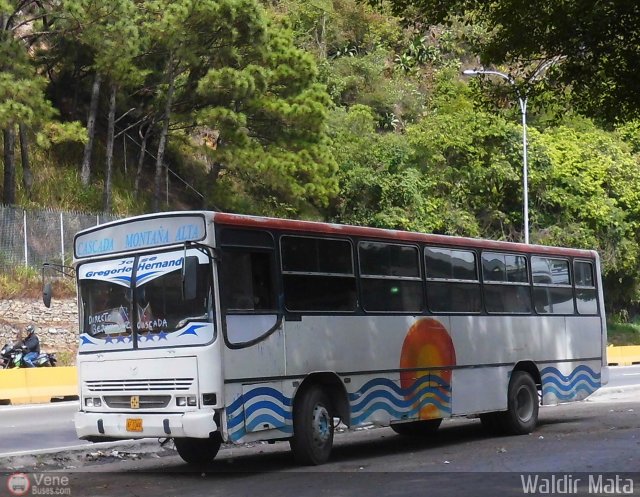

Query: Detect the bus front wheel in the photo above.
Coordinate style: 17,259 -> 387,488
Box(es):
290,385 -> 334,465
174,434 -> 222,465
501,371 -> 539,435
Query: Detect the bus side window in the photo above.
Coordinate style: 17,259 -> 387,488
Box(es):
221,250 -> 276,312
532,257 -> 573,315
424,247 -> 481,313
281,236 -> 356,312
482,252 -> 531,314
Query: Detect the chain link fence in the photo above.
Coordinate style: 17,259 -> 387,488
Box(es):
0,205 -> 119,272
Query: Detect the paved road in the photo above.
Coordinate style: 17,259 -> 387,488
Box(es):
611,365 -> 640,388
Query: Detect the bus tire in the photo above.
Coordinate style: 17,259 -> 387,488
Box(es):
290,385 -> 334,465
174,434 -> 222,465
500,371 -> 539,435
390,418 -> 442,437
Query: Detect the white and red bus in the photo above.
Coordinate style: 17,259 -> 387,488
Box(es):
60,211 -> 607,465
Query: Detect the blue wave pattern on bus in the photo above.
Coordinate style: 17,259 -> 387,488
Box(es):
227,387 -> 293,442
349,375 -> 451,425
226,375 -> 452,442
541,365 -> 601,401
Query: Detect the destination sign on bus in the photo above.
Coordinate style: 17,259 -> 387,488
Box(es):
74,214 -> 206,258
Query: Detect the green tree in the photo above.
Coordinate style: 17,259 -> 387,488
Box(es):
1,1 -> 84,204
531,124 -> 640,313
328,104 -> 473,234
195,21 -> 338,215
276,0 -> 404,59
374,0 -> 640,124
404,72 -> 525,239
141,0 -> 270,211
62,0 -> 142,208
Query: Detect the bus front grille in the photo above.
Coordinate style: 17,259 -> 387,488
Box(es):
85,378 -> 194,392
104,395 -> 172,409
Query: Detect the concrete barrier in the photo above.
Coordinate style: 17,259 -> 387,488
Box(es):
0,366 -> 78,405
607,345 -> 640,366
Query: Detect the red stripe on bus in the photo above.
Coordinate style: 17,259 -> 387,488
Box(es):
211,212 -> 595,258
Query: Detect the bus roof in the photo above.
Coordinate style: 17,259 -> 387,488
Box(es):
72,210 -> 597,260
212,212 -> 597,259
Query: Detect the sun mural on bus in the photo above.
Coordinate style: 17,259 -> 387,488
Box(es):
399,318 -> 455,419
349,318 -> 455,424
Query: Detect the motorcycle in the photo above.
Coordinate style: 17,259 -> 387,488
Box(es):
0,343 -> 57,369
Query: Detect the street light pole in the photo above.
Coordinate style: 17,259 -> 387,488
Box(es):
463,69 -> 530,244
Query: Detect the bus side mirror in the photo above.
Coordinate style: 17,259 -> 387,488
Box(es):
182,256 -> 198,301
43,282 -> 53,308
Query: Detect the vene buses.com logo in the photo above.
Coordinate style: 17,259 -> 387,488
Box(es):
6,472 -> 71,496
7,473 -> 30,496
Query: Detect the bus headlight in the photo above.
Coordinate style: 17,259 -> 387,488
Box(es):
176,395 -> 197,407
85,397 -> 102,407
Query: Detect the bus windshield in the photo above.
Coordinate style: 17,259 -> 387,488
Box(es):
78,249 -> 213,350
81,279 -> 133,338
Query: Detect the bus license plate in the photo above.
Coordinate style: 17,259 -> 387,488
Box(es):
126,418 -> 143,432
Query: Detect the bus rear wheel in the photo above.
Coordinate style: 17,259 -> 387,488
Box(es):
390,418 -> 442,437
290,385 -> 334,465
174,434 -> 222,465
500,371 -> 539,435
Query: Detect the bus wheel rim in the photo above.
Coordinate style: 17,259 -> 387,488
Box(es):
516,385 -> 534,422
312,404 -> 331,447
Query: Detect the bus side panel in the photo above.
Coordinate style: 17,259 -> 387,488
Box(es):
223,325 -> 286,379
348,371 -> 452,427
285,315 -> 455,426
540,316 -> 603,404
540,359 -> 602,405
284,315 -> 414,374
450,366 -> 510,415
448,316 -> 547,366
222,325 -> 287,442
348,373 -> 403,426
224,379 -> 294,443
564,316 -> 603,360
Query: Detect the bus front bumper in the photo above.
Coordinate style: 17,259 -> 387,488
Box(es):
75,410 -> 218,439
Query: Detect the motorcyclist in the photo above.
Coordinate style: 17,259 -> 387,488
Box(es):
21,324 -> 40,367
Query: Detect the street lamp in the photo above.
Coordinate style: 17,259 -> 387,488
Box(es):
463,68 -> 530,244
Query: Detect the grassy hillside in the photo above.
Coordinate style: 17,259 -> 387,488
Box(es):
607,322 -> 640,346
14,140 -> 197,216
0,267 -> 75,300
